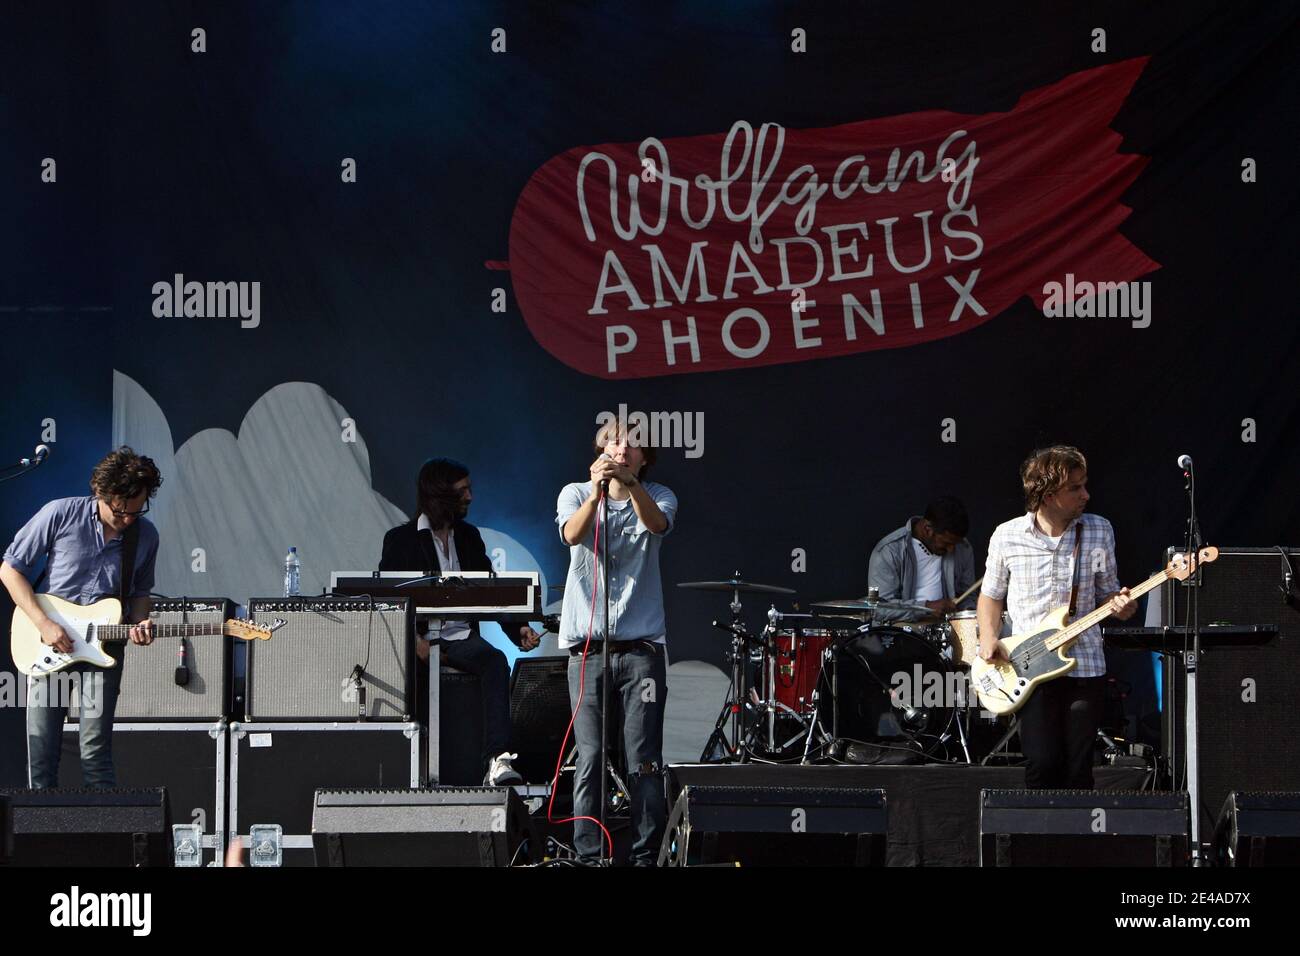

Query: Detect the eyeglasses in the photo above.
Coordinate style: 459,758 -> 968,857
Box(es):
103,499 -> 150,518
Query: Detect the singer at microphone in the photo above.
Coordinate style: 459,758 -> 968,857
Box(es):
555,418 -> 678,866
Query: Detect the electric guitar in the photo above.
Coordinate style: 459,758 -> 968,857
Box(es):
970,546 -> 1219,715
11,593 -> 283,678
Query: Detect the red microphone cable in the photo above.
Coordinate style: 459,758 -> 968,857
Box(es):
546,486 -> 614,858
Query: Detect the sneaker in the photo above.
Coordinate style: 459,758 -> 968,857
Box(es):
485,752 -> 523,786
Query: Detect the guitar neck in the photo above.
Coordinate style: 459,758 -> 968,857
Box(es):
98,623 -> 225,643
1052,567 -> 1170,647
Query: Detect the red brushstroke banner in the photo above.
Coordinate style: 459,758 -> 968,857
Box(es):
507,58 -> 1158,379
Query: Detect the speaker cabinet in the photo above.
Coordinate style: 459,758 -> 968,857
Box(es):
0,787 -> 171,866
311,787 -> 534,866
1162,547 -> 1300,834
69,599 -> 234,722
659,784 -> 887,867
979,789 -> 1189,866
247,598 -> 412,720
508,657 -> 570,785
1213,791 -> 1300,866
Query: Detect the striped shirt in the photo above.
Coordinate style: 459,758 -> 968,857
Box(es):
980,512 -> 1121,678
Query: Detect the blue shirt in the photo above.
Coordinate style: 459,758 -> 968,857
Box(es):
555,481 -> 677,649
3,496 -> 159,604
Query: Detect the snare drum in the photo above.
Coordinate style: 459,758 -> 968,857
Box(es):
766,628 -> 836,715
943,610 -> 1010,667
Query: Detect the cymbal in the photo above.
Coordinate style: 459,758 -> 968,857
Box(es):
678,577 -> 797,596
813,598 -> 934,615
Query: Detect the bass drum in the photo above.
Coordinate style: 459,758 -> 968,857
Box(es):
827,626 -> 956,757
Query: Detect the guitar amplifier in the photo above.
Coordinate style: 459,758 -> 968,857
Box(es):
247,598 -> 412,721
1161,547 -> 1300,835
310,787 -> 534,867
70,598 -> 234,721
979,789 -> 1190,866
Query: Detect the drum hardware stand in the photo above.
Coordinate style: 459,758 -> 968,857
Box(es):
947,696 -> 974,764
798,643 -> 838,763
979,716 -> 1021,766
699,576 -> 759,763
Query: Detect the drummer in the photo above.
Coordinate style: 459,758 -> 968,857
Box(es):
866,496 -> 977,624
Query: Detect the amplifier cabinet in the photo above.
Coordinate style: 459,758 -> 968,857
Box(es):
247,598 -> 412,721
57,720 -> 227,865
230,721 -> 420,866
69,598 -> 234,721
1161,547 -> 1300,835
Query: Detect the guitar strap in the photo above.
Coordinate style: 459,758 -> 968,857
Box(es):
1067,522 -> 1084,618
119,521 -> 141,608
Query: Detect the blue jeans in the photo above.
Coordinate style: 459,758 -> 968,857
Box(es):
27,658 -> 123,789
568,641 -> 667,865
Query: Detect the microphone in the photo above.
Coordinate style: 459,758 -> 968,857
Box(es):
19,445 -> 51,467
350,665 -> 367,720
888,686 -> 925,727
598,451 -> 612,493
1177,454 -> 1193,472
174,638 -> 190,686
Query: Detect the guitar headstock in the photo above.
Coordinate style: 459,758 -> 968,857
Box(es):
1168,546 -> 1220,582
225,618 -> 286,642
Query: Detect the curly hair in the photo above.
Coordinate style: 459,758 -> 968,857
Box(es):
1020,445 -> 1087,512
89,446 -> 163,502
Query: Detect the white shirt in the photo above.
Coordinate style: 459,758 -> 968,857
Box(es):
418,513 -> 471,643
981,512 -> 1121,678
911,537 -> 944,602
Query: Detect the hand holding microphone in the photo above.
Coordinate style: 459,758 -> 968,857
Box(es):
589,452 -> 632,493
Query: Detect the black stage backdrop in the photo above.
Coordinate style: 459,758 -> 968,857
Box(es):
1,1 -> 1297,783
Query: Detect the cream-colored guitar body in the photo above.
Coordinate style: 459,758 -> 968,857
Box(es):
969,546 -> 1220,716
10,594 -> 122,677
968,605 -> 1077,716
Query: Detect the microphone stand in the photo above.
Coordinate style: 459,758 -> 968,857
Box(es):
0,451 -> 50,484
1180,460 -> 1205,864
598,480 -> 612,865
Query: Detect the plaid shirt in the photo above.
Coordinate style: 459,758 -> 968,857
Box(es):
980,512 -> 1121,678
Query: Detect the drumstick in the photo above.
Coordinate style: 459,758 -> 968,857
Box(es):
953,576 -> 984,606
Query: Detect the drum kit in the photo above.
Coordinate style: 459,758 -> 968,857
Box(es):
681,572 -> 1013,765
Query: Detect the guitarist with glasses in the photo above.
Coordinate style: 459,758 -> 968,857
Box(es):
1,447 -> 162,788
976,446 -> 1137,789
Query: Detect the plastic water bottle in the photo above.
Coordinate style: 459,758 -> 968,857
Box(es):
284,547 -> 301,597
